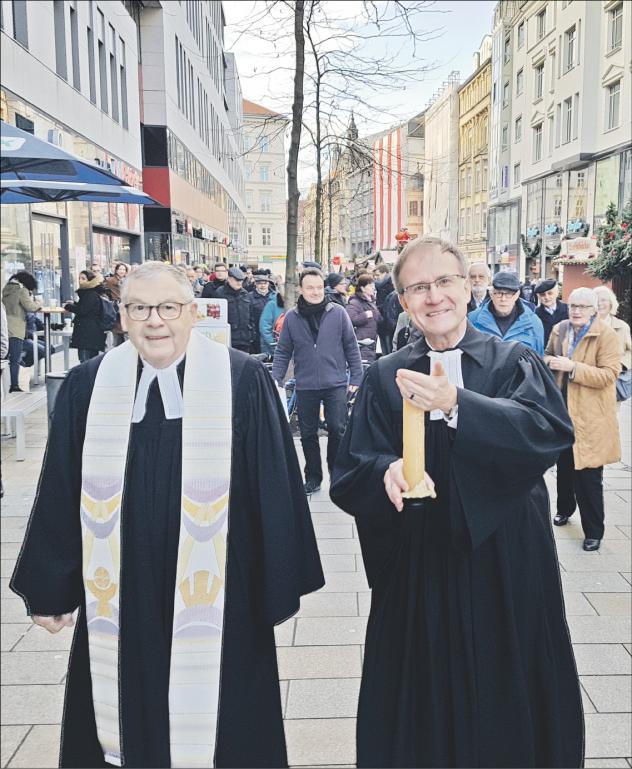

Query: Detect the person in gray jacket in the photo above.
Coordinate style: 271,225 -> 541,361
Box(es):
272,269 -> 363,494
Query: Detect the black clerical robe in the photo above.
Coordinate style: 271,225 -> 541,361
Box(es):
330,324 -> 584,769
11,350 -> 324,768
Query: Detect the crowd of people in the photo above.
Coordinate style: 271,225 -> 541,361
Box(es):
2,238 -> 631,769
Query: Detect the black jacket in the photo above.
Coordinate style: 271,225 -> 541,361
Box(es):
65,280 -> 107,352
535,301 -> 569,347
213,283 -> 254,350
250,291 -> 275,352
325,287 -> 347,307
201,278 -> 227,298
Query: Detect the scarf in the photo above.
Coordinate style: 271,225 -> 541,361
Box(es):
568,316 -> 595,358
297,295 -> 328,317
80,330 -> 232,767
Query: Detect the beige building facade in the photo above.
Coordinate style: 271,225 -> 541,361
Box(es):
243,99 -> 288,268
458,42 -> 492,264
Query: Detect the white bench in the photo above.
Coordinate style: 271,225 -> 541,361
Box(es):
2,390 -> 47,461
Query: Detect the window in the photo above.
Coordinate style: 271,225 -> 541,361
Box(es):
109,25 -> 119,123
608,3 -> 623,51
475,162 -> 481,192
245,163 -> 253,180
503,81 -> 510,107
534,62 -> 544,100
259,166 -> 269,182
260,136 -> 269,153
474,204 -> 480,234
514,163 -> 521,185
606,80 -> 621,130
70,4 -> 80,90
409,200 -> 419,217
537,9 -> 546,40
516,68 -> 524,96
260,191 -> 271,212
246,191 -> 253,211
460,168 -> 466,197
573,92 -> 579,139
262,226 -> 271,246
502,124 -> 509,149
98,10 -> 108,113
247,227 -> 253,247
12,0 -> 28,48
53,1 -> 67,80
562,96 -> 572,143
504,35 -> 511,63
533,123 -> 543,161
564,25 -> 576,73
460,209 -> 465,236
466,166 -> 472,194
481,204 -> 487,233
555,103 -> 561,147
517,21 -> 525,49
466,207 -> 471,236
515,115 -> 522,142
120,38 -> 128,129
482,158 -> 488,190
87,3 -> 96,103
548,115 -> 555,155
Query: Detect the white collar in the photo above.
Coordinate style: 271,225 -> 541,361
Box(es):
131,354 -> 185,423
426,332 -> 465,420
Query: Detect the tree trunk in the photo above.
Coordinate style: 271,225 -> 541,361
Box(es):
314,75 -> 322,266
327,178 -> 333,272
285,0 -> 305,310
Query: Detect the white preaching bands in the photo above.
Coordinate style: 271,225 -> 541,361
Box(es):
132,354 -> 185,423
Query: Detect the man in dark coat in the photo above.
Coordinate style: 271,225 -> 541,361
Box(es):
466,261 -> 491,313
374,265 -> 397,354
250,272 -> 275,354
11,262 -> 324,768
330,236 -> 583,769
213,266 -> 254,353
325,272 -> 349,306
534,278 -> 569,347
201,262 -> 228,298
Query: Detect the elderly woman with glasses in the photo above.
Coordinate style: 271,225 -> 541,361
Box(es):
545,287 -> 621,551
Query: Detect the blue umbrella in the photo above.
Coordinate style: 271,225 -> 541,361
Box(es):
1,120 -> 158,205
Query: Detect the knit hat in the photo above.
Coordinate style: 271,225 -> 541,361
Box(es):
327,272 -> 345,289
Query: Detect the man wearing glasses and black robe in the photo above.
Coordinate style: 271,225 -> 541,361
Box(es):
331,237 -> 583,768
11,262 -> 324,768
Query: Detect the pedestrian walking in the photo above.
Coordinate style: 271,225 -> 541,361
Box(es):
534,278 -> 568,347
468,270 -> 545,354
325,272 -> 349,306
466,261 -> 491,312
346,274 -> 382,363
104,262 -> 129,346
594,285 -> 631,403
64,270 -> 107,362
374,264 -> 397,354
272,268 -> 363,495
546,287 -> 621,551
260,287 -> 285,358
250,271 -> 275,354
212,267 -> 254,353
2,271 -> 42,392
10,261 -> 324,768
330,236 -> 583,768
201,262 -> 228,297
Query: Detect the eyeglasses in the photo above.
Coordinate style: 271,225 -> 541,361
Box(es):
491,289 -> 518,298
400,274 -> 466,296
124,301 -> 192,321
569,304 -> 594,312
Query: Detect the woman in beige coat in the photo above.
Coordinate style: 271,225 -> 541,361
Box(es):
545,287 -> 621,551
594,286 -> 631,405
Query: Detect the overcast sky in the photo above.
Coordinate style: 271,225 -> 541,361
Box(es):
224,0 -> 497,189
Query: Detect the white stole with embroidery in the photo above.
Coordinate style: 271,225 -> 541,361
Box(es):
80,330 -> 232,767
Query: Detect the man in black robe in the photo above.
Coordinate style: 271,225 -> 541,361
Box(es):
11,262 -> 324,768
330,236 -> 583,768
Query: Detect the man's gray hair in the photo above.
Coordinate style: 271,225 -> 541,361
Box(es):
568,287 -> 598,311
120,261 -> 195,303
468,261 -> 491,279
393,236 -> 468,294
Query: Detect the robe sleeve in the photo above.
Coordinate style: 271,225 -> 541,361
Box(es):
242,359 -> 324,626
451,347 -> 574,549
10,365 -> 92,616
329,365 -> 402,586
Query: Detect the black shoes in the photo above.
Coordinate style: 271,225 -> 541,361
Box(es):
8,385 -> 24,393
304,479 -> 322,495
583,539 -> 601,552
554,513 -> 573,526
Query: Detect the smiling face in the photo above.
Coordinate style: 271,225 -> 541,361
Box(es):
398,245 -> 470,348
120,273 -> 197,368
214,265 -> 228,281
300,274 -> 325,304
538,287 -> 558,308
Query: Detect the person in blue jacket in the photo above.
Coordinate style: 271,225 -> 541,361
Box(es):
468,270 -> 544,355
259,284 -> 285,357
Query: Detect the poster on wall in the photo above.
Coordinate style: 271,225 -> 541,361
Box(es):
195,298 -> 231,346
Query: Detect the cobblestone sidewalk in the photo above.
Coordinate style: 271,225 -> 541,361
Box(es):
1,379 -> 630,767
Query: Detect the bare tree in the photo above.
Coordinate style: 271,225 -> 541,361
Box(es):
285,0 -> 306,309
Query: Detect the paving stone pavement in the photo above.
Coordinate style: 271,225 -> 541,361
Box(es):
1,366 -> 630,767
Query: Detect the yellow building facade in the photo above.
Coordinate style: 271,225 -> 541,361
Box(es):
458,56 -> 492,264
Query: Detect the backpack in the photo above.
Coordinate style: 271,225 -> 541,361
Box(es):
273,312 -> 286,341
98,295 -> 118,331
